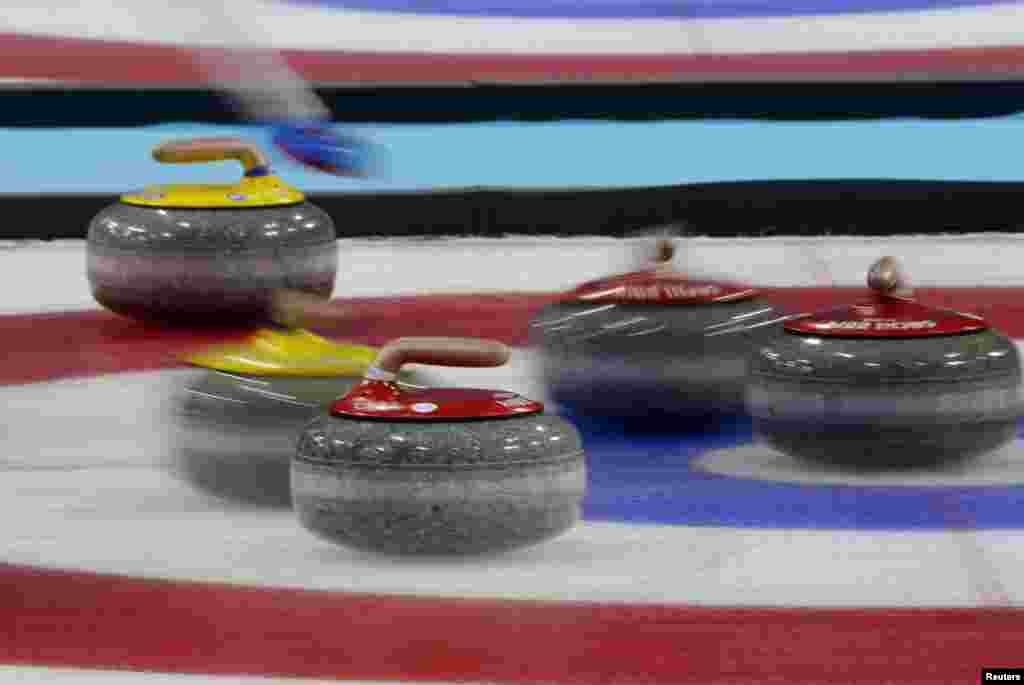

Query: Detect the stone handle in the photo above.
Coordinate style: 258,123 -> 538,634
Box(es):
366,337 -> 510,381
868,256 -> 911,297
268,289 -> 337,330
652,238 -> 676,267
152,137 -> 270,177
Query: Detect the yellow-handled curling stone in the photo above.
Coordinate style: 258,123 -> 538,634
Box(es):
292,337 -> 587,556
171,292 -> 435,507
86,137 -> 337,325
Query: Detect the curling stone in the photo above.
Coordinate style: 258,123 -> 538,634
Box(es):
87,137 -> 337,324
173,327 -> 433,507
293,337 -> 587,556
748,256 -> 1022,469
531,239 -> 784,419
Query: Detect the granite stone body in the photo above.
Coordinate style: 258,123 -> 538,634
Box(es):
174,371 -> 433,507
87,202 -> 336,323
748,329 -> 1023,469
532,298 -> 781,418
292,412 -> 586,555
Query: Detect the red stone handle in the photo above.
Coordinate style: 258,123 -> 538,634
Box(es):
152,137 -> 270,176
367,337 -> 510,381
652,238 -> 676,267
868,256 -> 913,299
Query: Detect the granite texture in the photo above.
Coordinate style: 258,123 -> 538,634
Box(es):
749,329 -> 1023,469
292,413 -> 586,555
86,202 -> 336,323
173,371 -> 426,507
531,297 -> 782,417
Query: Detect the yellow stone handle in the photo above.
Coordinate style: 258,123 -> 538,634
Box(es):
366,337 -> 510,381
152,137 -> 270,176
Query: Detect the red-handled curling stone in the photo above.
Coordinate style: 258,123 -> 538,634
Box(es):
171,292 -> 434,508
531,238 -> 785,420
292,337 -> 587,556
749,256 -> 1022,469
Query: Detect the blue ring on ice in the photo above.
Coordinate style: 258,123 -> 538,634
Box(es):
574,413 -> 1024,530
287,0 -> 1015,20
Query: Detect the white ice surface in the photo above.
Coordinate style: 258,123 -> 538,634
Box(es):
1,235 -> 1023,664
694,442 -> 1024,487
0,449 -> 1007,608
3,236 -> 1024,680
2,0 -> 1021,54
5,235 -> 1024,315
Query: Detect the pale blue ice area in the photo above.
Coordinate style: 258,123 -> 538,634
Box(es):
2,115 -> 1022,194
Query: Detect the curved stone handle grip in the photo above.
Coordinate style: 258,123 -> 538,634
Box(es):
652,238 -> 676,267
367,337 -> 510,381
152,137 -> 270,176
868,256 -> 912,298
